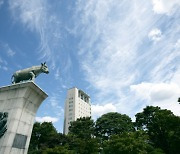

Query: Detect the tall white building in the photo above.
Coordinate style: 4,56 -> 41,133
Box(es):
63,87 -> 91,134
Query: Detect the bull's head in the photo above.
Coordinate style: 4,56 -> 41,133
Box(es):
41,62 -> 49,74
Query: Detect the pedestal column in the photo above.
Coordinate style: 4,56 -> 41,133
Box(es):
0,82 -> 48,154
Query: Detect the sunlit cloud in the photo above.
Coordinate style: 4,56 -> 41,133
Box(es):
148,28 -> 162,42
35,116 -> 59,123
130,82 -> 180,115
131,82 -> 180,101
92,103 -> 117,119
151,0 -> 180,15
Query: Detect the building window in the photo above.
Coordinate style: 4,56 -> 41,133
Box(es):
69,101 -> 73,104
69,104 -> 73,108
81,94 -> 83,99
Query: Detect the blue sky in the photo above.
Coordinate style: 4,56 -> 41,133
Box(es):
0,0 -> 180,132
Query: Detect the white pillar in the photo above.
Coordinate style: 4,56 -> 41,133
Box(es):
0,82 -> 48,154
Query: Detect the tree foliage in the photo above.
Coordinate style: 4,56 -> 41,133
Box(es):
41,146 -> 74,154
69,117 -> 94,139
28,122 -> 71,154
102,131 -> 164,154
28,106 -> 179,154
135,106 -> 180,154
68,117 -> 99,154
95,112 -> 134,140
29,122 -> 57,151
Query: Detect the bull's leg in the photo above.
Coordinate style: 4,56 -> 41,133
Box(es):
30,72 -> 36,82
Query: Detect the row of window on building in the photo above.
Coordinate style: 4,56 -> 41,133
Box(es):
78,91 -> 89,103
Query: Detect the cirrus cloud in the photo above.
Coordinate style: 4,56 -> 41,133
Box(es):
74,0 -> 180,117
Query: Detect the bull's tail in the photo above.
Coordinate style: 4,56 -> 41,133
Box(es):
11,75 -> 14,84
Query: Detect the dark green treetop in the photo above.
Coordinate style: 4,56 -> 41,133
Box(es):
95,112 -> 134,140
135,106 -> 180,154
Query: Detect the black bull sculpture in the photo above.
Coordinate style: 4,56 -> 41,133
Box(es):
11,62 -> 49,84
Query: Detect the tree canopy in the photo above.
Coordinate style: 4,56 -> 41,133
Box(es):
69,117 -> 95,139
135,106 -> 180,154
68,117 -> 99,154
28,122 -> 71,154
28,106 -> 180,154
95,112 -> 134,140
102,131 -> 164,154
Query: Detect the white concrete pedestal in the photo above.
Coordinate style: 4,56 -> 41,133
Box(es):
0,82 -> 48,154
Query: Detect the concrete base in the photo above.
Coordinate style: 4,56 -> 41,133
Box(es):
0,82 -> 48,154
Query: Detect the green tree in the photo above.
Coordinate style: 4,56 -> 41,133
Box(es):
135,106 -> 180,154
102,131 -> 164,154
41,145 -> 74,154
69,117 -> 95,139
68,136 -> 99,154
28,122 -> 59,153
95,112 -> 134,140
68,117 -> 99,154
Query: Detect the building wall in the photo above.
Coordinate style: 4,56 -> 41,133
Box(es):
63,87 -> 91,134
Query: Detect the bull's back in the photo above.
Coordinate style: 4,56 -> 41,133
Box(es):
14,67 -> 34,79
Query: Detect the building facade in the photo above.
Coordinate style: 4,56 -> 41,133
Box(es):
63,87 -> 91,134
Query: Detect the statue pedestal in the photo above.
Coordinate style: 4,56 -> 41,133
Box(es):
0,82 -> 48,154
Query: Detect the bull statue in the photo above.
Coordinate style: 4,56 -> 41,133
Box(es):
11,62 -> 49,84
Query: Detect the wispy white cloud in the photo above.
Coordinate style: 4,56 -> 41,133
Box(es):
9,0 -> 50,57
0,65 -> 8,71
35,116 -> 59,123
55,68 -> 61,80
151,0 -> 180,15
0,0 -> 4,8
6,46 -> 15,57
49,93 -> 64,117
0,56 -> 8,71
75,0 -> 180,116
8,0 -> 65,68
171,68 -> 180,86
175,39 -> 180,48
75,0 -> 153,99
0,57 -> 3,63
0,42 -> 16,57
8,0 -> 74,95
